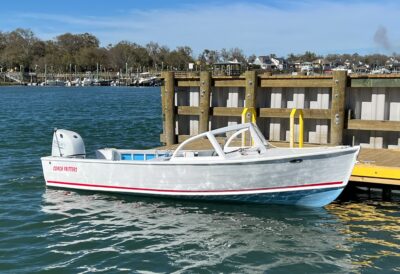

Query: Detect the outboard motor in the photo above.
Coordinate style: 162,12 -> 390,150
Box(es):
51,129 -> 86,158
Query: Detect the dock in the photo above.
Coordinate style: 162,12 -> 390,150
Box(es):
352,148 -> 400,186
159,71 -> 400,190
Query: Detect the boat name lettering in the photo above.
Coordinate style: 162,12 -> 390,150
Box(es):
53,166 -> 78,172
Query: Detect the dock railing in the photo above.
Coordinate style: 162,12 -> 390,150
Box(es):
289,109 -> 304,148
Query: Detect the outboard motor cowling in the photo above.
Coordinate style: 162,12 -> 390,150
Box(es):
51,129 -> 86,158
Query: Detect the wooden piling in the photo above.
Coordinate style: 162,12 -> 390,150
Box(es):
242,70 -> 258,146
199,71 -> 211,133
162,71 -> 176,146
382,187 -> 392,201
245,71 -> 257,109
330,70 -> 347,145
160,85 -> 166,138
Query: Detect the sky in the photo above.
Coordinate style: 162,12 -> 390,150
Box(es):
0,0 -> 399,57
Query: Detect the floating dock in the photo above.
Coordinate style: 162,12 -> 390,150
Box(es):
159,71 -> 400,189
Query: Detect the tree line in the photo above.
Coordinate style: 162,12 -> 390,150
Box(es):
0,28 -> 397,73
0,28 -> 196,73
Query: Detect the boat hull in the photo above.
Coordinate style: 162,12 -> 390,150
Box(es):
46,181 -> 344,207
176,187 -> 345,207
41,147 -> 358,207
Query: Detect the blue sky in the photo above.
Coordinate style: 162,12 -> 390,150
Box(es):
0,0 -> 399,57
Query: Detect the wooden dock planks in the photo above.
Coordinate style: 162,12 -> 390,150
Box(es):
351,148 -> 400,186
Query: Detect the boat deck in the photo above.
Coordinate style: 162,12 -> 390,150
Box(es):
157,141 -> 400,187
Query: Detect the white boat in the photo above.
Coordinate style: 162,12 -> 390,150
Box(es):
138,72 -> 158,86
371,68 -> 391,74
44,79 -> 66,86
81,77 -> 93,86
41,123 -> 360,207
71,78 -> 81,86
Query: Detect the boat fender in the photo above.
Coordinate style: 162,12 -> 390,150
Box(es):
51,128 -> 86,158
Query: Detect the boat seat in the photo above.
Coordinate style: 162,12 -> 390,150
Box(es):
183,151 -> 196,157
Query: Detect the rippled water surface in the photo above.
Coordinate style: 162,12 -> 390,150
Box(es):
1,86 -> 399,273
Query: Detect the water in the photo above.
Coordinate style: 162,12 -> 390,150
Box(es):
0,86 -> 399,273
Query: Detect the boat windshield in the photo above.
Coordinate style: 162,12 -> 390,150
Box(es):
170,123 -> 268,160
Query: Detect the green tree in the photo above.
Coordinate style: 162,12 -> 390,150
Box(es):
219,48 -> 246,63
56,32 -> 99,52
165,46 -> 194,70
146,41 -> 163,68
230,47 -> 246,63
286,53 -> 296,63
109,41 -> 151,71
0,28 -> 39,70
55,32 -> 100,71
198,49 -> 220,65
34,40 -> 63,73
77,47 -> 109,71
220,48 -> 230,62
0,31 -> 6,52
302,51 -> 318,62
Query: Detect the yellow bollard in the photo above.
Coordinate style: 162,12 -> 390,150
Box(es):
241,107 -> 256,146
289,108 -> 304,148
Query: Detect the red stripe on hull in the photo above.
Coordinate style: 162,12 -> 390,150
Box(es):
46,180 -> 343,194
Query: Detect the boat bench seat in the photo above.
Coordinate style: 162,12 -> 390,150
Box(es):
120,153 -> 167,161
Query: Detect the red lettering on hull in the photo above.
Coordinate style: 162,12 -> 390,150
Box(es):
53,166 -> 77,172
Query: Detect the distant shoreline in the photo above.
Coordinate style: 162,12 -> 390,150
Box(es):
0,82 -> 21,86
